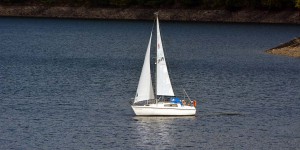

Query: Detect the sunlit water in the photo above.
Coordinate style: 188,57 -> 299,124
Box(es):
0,17 -> 299,149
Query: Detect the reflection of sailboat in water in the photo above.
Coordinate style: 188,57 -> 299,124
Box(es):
131,13 -> 197,116
133,117 -> 195,148
134,117 -> 173,149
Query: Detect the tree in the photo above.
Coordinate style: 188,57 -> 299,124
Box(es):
261,0 -> 282,9
296,0 -> 300,9
200,0 -> 225,9
39,0 -> 56,4
260,0 -> 294,10
110,0 -> 133,7
177,0 -> 199,7
0,0 -> 27,3
246,0 -> 262,9
89,0 -> 110,7
225,0 -> 245,11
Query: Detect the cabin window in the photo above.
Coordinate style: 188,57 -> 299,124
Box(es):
164,104 -> 178,107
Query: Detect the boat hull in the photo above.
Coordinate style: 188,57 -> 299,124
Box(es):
131,105 -> 196,116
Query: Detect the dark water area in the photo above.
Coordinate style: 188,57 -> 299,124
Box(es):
0,17 -> 300,149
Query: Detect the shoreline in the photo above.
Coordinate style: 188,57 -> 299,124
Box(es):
266,37 -> 300,58
0,5 -> 300,24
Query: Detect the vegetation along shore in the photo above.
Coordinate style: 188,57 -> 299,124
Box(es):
0,0 -> 300,24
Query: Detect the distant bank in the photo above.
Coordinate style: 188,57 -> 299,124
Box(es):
0,5 -> 299,24
266,37 -> 300,58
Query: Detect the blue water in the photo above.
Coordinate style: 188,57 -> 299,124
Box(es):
0,17 -> 300,149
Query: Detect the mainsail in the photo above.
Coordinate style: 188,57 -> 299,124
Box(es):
134,32 -> 155,103
156,16 -> 175,96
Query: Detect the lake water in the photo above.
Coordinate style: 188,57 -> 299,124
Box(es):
0,17 -> 300,149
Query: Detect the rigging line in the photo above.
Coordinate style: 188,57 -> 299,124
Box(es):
183,88 -> 192,102
150,17 -> 155,35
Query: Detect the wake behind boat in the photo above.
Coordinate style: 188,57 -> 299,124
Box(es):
131,13 -> 197,116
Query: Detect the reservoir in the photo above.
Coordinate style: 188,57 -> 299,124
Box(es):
0,17 -> 299,149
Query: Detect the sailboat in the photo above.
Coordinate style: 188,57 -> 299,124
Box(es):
131,13 -> 196,116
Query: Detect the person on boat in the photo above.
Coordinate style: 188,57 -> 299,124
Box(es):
182,100 -> 186,105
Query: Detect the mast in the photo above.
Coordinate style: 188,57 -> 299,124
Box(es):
155,12 -> 158,104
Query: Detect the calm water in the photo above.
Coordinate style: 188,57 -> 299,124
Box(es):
0,17 -> 300,149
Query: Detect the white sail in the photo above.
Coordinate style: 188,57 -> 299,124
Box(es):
156,16 -> 175,96
134,32 -> 155,103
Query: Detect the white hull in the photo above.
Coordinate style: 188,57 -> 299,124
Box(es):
131,103 -> 196,116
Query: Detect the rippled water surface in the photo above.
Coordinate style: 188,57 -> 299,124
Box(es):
0,17 -> 300,149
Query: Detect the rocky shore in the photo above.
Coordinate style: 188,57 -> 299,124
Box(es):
0,5 -> 300,24
266,37 -> 300,58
